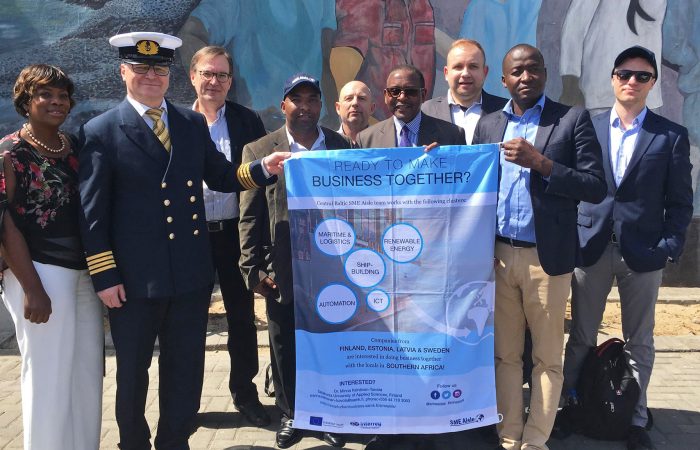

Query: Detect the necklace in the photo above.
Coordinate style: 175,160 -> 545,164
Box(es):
22,123 -> 66,154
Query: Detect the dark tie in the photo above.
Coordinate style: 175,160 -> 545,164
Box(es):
399,125 -> 411,147
145,108 -> 171,152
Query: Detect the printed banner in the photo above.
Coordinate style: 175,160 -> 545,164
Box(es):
285,145 -> 499,434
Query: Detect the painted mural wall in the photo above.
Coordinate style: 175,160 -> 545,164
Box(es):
0,0 -> 698,213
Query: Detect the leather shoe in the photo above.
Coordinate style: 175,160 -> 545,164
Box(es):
551,407 -> 574,440
234,399 -> 271,427
276,418 -> 302,449
365,435 -> 393,450
322,432 -> 346,448
627,425 -> 655,450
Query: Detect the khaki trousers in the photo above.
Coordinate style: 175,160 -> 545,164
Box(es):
494,242 -> 571,450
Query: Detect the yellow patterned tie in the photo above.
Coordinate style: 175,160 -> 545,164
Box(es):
145,108 -> 171,152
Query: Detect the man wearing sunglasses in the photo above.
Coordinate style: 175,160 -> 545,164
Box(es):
562,46 -> 693,450
188,45 -> 270,428
79,32 -> 289,450
356,64 -> 464,450
356,64 -> 465,149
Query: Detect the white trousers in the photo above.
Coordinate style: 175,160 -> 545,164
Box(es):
2,262 -> 104,450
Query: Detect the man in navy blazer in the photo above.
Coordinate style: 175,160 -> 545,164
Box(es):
472,44 -> 606,450
79,32 -> 288,450
421,39 -> 507,144
562,46 -> 693,450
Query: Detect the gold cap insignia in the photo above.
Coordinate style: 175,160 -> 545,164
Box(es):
136,40 -> 159,55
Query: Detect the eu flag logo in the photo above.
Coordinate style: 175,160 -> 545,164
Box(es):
310,416 -> 323,426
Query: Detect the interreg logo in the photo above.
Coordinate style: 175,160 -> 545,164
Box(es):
309,416 -> 323,426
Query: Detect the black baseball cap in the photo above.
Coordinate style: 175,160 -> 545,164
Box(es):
612,46 -> 658,78
283,73 -> 321,99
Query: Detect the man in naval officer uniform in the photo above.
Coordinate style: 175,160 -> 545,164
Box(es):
78,32 -> 289,450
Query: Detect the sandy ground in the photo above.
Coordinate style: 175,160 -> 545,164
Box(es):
208,297 -> 700,337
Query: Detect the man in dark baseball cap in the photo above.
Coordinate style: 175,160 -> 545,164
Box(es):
562,43 -> 693,450
238,73 -> 350,448
283,73 -> 322,99
612,45 -> 658,79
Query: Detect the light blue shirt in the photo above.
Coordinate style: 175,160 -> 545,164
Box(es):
194,102 -> 239,221
496,95 -> 545,244
610,107 -> 647,186
392,112 -> 422,147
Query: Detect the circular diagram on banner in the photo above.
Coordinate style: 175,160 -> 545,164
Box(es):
314,218 -> 355,256
316,284 -> 358,324
382,223 -> 423,263
344,249 -> 385,288
366,289 -> 390,312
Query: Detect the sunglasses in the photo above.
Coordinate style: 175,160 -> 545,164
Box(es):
385,87 -> 423,98
126,62 -> 170,76
613,70 -> 654,83
198,70 -> 232,82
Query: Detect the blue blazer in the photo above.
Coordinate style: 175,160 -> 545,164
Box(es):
473,97 -> 606,276
577,110 -> 693,272
78,99 -> 270,298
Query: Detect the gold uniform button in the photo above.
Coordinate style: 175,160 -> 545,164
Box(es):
193,230 -> 200,236
161,182 -> 167,189
192,214 -> 198,220
169,233 -> 175,240
190,196 -> 196,203
187,180 -> 193,187
166,216 -> 173,223
164,199 -> 171,206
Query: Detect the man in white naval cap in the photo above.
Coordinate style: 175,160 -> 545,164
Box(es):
78,31 -> 289,450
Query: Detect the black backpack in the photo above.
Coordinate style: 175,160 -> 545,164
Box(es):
575,338 -> 646,440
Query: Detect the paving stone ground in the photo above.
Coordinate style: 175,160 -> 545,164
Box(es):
1,287 -> 699,449
1,335 -> 699,450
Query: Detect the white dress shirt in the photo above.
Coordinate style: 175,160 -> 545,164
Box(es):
448,91 -> 482,144
609,107 -> 647,187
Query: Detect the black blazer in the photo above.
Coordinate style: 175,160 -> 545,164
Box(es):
473,97 -> 606,276
421,90 -> 508,124
223,100 -> 267,165
577,110 -> 693,272
355,113 -> 466,148
78,99 -> 270,297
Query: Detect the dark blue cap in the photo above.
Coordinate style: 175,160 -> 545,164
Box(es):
613,46 -> 658,78
283,73 -> 321,99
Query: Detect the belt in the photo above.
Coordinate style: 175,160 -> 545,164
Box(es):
207,218 -> 237,233
495,235 -> 536,248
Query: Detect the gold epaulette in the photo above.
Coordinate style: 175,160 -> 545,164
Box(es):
86,250 -> 116,275
237,162 -> 259,190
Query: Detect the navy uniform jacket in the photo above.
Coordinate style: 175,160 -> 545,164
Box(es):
78,98 -> 270,298
577,110 -> 693,272
473,98 -> 607,276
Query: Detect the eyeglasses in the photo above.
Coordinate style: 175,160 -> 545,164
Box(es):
126,63 -> 170,76
385,87 -> 423,98
613,70 -> 654,83
198,70 -> 232,82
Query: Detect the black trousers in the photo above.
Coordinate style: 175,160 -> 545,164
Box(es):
266,294 -> 296,419
109,285 -> 212,450
208,218 -> 259,404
